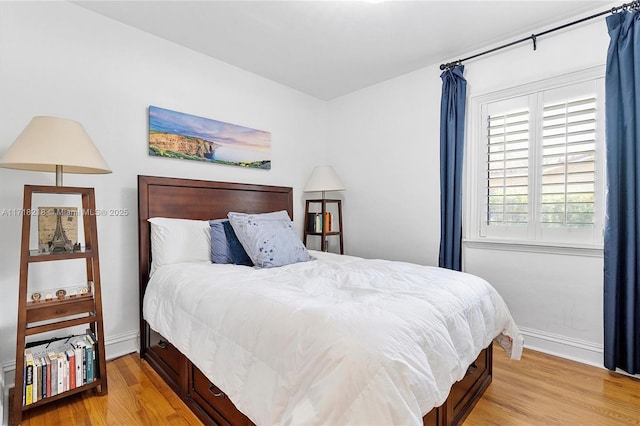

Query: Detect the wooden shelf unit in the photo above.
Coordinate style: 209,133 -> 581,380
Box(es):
303,199 -> 343,254
12,185 -> 108,425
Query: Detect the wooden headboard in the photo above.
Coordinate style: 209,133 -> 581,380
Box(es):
137,175 -> 293,350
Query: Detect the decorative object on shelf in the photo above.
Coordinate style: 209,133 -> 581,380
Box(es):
0,116 -> 111,186
38,207 -> 78,254
0,116 -> 111,425
27,285 -> 89,303
303,166 -> 345,254
148,105 -> 272,170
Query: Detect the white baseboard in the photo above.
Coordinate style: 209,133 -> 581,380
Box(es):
1,330 -> 138,426
103,330 -> 140,361
1,364 -> 9,426
518,327 -> 640,379
519,326 -> 604,368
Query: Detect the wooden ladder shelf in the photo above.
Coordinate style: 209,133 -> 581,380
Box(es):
11,185 -> 108,425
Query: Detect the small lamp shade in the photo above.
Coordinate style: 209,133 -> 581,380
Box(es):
304,166 -> 345,194
0,116 -> 111,185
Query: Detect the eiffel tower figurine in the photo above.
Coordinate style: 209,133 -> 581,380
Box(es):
49,208 -> 74,253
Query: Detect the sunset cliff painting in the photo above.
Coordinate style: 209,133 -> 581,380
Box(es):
148,106 -> 271,169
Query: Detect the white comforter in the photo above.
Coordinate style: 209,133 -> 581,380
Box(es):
143,251 -> 522,426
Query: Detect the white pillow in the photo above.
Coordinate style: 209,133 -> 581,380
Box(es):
148,217 -> 211,275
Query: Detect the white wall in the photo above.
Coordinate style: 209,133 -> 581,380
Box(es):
328,17 -> 610,365
0,0 -> 327,400
328,67 -> 441,265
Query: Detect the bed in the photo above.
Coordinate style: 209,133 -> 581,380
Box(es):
137,175 -> 522,426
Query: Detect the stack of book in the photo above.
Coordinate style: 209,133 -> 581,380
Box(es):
22,330 -> 97,406
307,212 -> 333,233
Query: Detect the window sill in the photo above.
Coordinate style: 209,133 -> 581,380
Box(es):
463,239 -> 603,258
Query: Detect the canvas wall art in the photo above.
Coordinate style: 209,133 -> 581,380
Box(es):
148,106 -> 271,169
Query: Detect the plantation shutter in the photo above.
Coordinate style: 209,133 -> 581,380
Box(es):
486,109 -> 529,226
541,96 -> 596,227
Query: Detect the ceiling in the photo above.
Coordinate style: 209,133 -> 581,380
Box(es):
75,1 -> 609,100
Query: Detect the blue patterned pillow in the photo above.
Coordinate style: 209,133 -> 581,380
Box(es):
209,219 -> 253,266
227,210 -> 313,268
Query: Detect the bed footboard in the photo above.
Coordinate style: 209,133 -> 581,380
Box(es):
142,323 -> 492,426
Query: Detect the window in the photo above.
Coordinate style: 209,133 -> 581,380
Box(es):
469,69 -> 605,248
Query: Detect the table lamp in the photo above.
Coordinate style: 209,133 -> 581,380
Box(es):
303,165 -> 345,197
0,116 -> 111,185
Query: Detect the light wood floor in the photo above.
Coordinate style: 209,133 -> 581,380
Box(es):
465,349 -> 639,425
12,348 -> 640,425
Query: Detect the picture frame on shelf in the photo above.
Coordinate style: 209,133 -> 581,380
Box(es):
37,207 -> 78,254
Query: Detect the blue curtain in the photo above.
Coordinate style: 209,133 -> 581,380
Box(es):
439,66 -> 467,271
604,10 -> 640,375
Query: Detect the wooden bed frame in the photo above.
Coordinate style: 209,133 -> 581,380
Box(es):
137,175 -> 492,426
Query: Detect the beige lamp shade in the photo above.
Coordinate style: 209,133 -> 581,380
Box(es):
304,165 -> 345,193
0,116 -> 111,185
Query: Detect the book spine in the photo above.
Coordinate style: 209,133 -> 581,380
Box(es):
85,336 -> 94,383
34,358 -> 41,403
83,343 -> 87,384
307,213 -> 317,233
56,354 -> 64,395
74,344 -> 82,388
25,364 -> 32,405
49,353 -> 58,397
64,352 -> 70,392
47,355 -> 51,398
22,355 -> 26,406
80,342 -> 87,385
42,357 -> 49,399
323,212 -> 332,232
39,358 -> 45,400
25,351 -> 34,405
61,353 -> 66,393
86,329 -> 98,381
67,349 -> 76,389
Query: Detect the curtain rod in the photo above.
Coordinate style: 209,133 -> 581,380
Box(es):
439,0 -> 640,71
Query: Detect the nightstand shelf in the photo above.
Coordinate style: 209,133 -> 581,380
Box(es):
303,199 -> 343,254
11,185 -> 108,425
